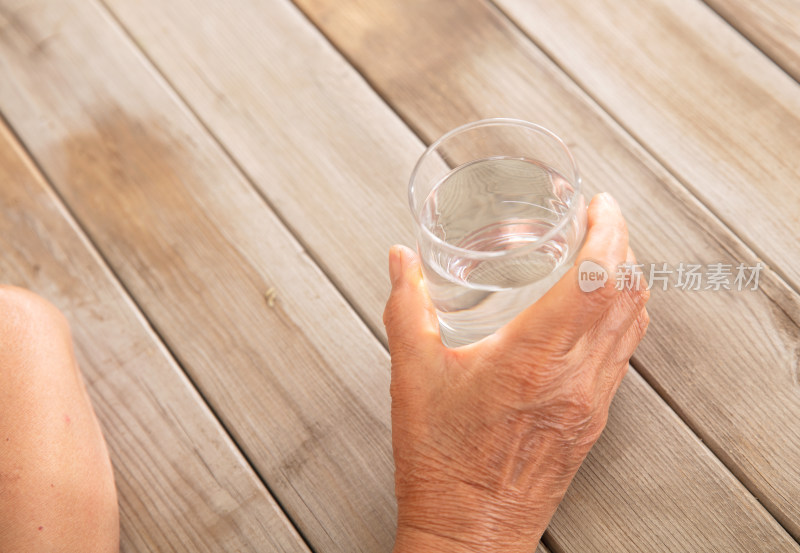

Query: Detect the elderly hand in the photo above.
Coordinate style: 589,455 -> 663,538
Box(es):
384,193 -> 649,553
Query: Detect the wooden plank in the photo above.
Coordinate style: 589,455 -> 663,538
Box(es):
704,0 -> 800,82
100,0 -> 800,545
264,0 -> 800,541
0,1 -> 398,551
491,0 -> 800,291
63,0 -> 800,551
0,118 -> 307,550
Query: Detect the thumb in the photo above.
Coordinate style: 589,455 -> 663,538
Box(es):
383,245 -> 442,359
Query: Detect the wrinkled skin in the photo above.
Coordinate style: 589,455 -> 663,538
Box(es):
384,194 -> 650,553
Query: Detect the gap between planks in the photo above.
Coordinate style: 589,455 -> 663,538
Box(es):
85,2 -> 541,551
0,107 -> 311,551
96,0 -> 787,529
280,0 -> 800,537
96,0 -> 799,540
0,97 -> 318,553
486,0 -> 800,301
6,1 -> 792,548
93,0 -> 400,355
479,1 -> 800,538
700,0 -> 800,87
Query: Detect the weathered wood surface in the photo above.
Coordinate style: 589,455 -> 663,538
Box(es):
96,0 -> 800,544
0,1 -> 394,551
494,0 -> 800,293
285,0 -> 800,542
68,0 -> 800,550
0,114 -> 307,551
705,0 -> 800,82
489,0 -> 800,534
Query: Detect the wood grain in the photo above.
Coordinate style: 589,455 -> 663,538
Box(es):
0,116 -> 307,551
277,0 -> 800,541
704,0 -> 800,82
0,1 -> 395,551
66,0 -> 800,550
493,0 -> 800,292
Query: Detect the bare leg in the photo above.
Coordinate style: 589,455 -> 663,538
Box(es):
0,286 -> 119,552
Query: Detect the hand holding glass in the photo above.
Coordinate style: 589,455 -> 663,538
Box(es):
409,119 -> 587,347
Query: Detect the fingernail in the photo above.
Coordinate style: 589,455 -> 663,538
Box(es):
389,246 -> 403,286
597,192 -> 620,212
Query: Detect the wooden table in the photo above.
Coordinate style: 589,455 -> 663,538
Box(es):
1,0 -> 799,551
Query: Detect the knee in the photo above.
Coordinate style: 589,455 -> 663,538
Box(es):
0,285 -> 72,368
0,285 -> 70,337
0,288 -> 118,550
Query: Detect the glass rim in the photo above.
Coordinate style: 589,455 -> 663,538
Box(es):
408,117 -> 583,260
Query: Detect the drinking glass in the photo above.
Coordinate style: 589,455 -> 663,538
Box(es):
409,118 -> 586,347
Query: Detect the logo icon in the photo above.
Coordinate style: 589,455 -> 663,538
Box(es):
578,259 -> 608,292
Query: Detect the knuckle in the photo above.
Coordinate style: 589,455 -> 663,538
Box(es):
382,292 -> 403,330
568,380 -> 598,420
491,342 -> 571,391
554,390 -> 607,446
382,302 -> 392,329
585,408 -> 610,443
638,285 -> 651,304
628,285 -> 650,314
610,355 -> 634,390
387,338 -> 418,363
614,341 -> 636,366
584,277 -> 619,307
622,287 -> 647,317
571,391 -> 607,441
604,287 -> 650,337
635,308 -> 650,341
597,279 -> 621,302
